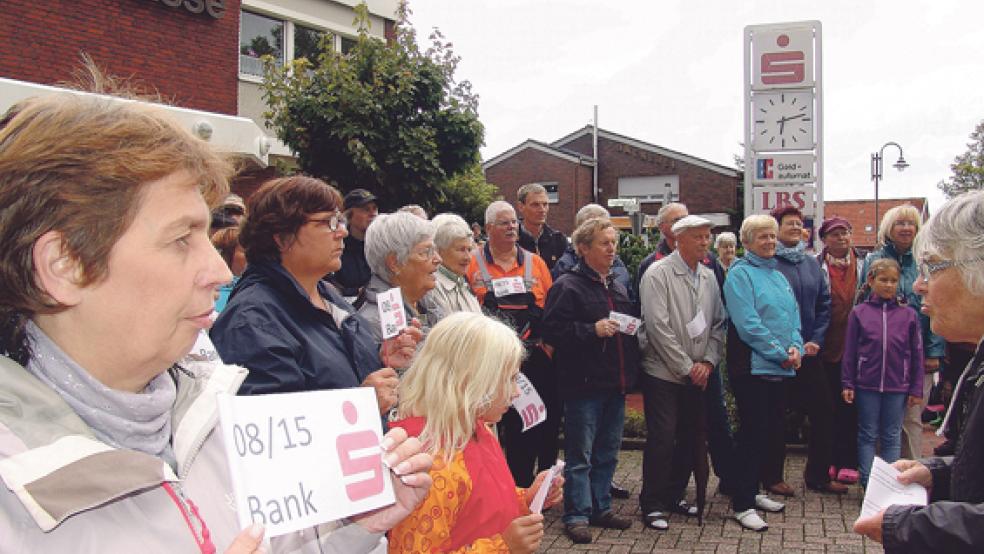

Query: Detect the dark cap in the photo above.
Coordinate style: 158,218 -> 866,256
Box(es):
819,216 -> 852,238
343,188 -> 377,210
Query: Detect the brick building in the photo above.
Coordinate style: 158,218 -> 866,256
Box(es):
483,126 -> 740,236
0,0 -> 398,191
825,197 -> 929,253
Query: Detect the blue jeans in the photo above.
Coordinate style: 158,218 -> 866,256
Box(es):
562,390 -> 625,524
856,389 -> 907,488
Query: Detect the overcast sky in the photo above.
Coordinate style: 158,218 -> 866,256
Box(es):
407,0 -> 984,213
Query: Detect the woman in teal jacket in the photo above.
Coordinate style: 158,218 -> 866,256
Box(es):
861,204 -> 945,460
722,214 -> 803,532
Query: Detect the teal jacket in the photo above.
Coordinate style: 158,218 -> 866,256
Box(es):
724,252 -> 803,378
860,240 -> 945,359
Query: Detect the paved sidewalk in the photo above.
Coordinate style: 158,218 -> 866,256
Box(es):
539,448 -> 880,553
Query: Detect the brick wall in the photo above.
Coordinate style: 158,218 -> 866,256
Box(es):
484,147 -> 594,236
0,0 -> 240,115
563,134 -> 738,221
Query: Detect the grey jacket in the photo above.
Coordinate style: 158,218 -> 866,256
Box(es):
638,251 -> 727,385
0,356 -> 386,553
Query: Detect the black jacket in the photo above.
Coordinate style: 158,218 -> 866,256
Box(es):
883,340 -> 984,553
518,223 -> 568,270
541,262 -> 640,397
211,259 -> 381,395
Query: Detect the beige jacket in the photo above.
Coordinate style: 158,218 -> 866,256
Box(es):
638,250 -> 727,385
0,356 -> 386,553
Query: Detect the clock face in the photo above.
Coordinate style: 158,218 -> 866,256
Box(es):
752,91 -> 815,151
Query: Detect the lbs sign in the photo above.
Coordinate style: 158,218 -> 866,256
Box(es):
752,185 -> 816,216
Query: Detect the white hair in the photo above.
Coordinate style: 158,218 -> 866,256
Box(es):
740,214 -> 778,245
715,231 -> 737,248
913,190 -> 984,296
364,212 -> 436,281
432,213 -> 473,251
575,203 -> 610,228
655,202 -> 688,226
484,200 -> 515,224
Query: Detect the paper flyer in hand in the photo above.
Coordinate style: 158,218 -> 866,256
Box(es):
529,460 -> 565,514
609,311 -> 641,335
217,388 -> 395,537
377,287 -> 407,339
859,456 -> 928,520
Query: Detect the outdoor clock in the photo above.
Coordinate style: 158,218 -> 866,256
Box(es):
752,91 -> 815,151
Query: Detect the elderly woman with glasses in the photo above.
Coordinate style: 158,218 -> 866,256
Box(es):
854,190 -> 984,553
211,176 -> 420,415
358,211 -> 444,344
422,213 -> 481,316
860,204 -> 945,460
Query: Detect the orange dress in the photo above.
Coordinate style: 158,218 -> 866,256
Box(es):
388,419 -> 530,553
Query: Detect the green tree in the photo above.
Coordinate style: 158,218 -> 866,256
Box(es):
431,163 -> 499,224
261,2 -> 485,214
939,119 -> 984,198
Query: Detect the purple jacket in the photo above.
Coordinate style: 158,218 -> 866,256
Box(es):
841,294 -> 925,396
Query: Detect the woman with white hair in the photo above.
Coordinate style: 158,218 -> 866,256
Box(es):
422,213 -> 481,315
723,214 -> 803,531
860,204 -> 945,460
854,190 -> 984,552
358,211 -> 444,343
715,232 -> 738,271
388,312 -> 562,553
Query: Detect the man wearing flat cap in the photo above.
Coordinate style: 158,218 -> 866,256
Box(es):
330,188 -> 378,301
816,216 -> 866,484
637,215 -> 727,530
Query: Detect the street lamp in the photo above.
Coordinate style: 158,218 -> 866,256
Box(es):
870,142 -> 909,233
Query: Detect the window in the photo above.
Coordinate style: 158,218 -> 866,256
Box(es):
240,11 -> 284,78
240,10 -> 356,79
617,175 -> 679,204
542,182 -> 560,204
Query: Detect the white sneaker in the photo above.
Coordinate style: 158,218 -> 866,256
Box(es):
643,511 -> 669,530
754,494 -> 786,513
735,509 -> 768,531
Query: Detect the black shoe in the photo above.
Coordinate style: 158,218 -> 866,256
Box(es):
610,484 -> 631,499
589,511 -> 632,530
564,522 -> 593,544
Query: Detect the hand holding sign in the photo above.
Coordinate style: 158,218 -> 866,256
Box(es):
527,460 -> 565,513
609,311 -> 641,335
377,287 -> 408,340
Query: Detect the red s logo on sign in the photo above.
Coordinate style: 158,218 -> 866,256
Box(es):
760,34 -> 805,85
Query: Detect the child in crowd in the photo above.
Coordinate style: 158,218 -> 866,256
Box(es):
841,258 -> 925,488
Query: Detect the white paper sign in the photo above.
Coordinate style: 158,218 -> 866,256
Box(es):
492,276 -> 527,297
376,287 -> 407,339
217,388 -> 395,538
511,372 -> 546,432
859,456 -> 928,520
609,311 -> 641,335
686,310 -> 708,339
529,460 -> 565,514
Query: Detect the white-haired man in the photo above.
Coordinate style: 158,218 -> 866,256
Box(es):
466,200 -> 557,487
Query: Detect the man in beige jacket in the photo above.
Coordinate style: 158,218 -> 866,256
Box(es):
637,216 -> 728,531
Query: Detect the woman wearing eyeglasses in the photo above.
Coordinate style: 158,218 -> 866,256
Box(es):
211,177 -> 420,415
860,204 -> 945,460
853,190 -> 984,553
357,211 -> 444,346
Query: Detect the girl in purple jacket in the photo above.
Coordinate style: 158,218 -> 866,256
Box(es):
841,259 -> 925,489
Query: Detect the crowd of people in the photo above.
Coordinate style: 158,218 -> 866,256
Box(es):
1,90 -> 983,553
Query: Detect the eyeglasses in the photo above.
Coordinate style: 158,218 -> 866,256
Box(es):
411,245 -> 438,260
918,257 -> 984,282
493,219 -> 518,228
307,213 -> 346,232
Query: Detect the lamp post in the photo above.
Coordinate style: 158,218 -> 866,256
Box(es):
870,142 -> 909,233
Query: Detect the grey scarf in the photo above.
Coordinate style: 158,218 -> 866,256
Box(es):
25,322 -> 176,458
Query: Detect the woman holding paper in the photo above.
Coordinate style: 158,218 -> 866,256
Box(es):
723,214 -> 803,531
854,191 -> 984,552
211,176 -> 420,414
389,312 -> 563,553
0,93 -> 432,552
541,217 -> 639,544
357,211 -> 444,342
